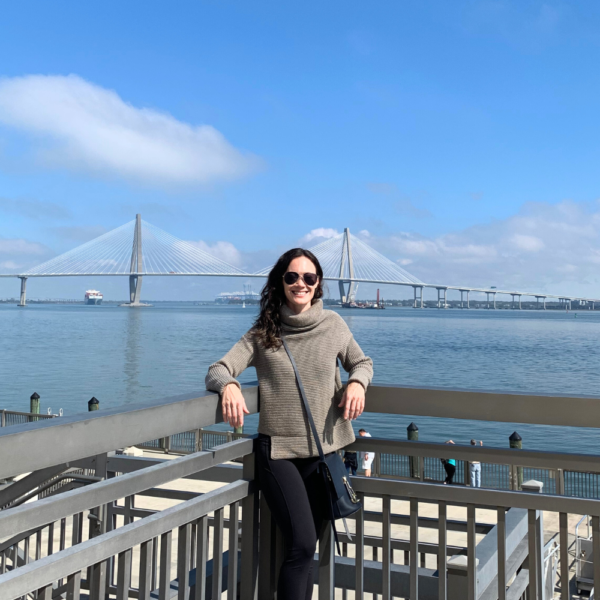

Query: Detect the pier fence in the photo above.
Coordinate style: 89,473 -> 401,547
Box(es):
2,383 -> 600,598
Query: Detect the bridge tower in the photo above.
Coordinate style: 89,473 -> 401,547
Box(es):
338,228 -> 358,304
126,214 -> 145,307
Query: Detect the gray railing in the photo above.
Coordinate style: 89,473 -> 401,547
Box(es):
0,409 -> 56,427
1,383 -> 600,599
136,428 -> 247,454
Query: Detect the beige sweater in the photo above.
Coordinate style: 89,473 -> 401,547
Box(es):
205,300 -> 373,459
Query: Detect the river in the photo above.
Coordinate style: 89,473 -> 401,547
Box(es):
1,303 -> 599,453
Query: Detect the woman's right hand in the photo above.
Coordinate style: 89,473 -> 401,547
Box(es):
221,383 -> 250,428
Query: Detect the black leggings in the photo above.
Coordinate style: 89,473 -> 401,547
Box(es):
256,434 -> 327,600
444,462 -> 456,484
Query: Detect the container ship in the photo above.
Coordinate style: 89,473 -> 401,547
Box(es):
84,290 -> 103,305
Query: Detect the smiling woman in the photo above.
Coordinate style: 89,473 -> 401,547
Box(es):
205,247 -> 373,600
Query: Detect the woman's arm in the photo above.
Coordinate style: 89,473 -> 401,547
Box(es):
340,334 -> 373,391
205,333 -> 255,428
337,323 -> 374,420
205,333 -> 255,393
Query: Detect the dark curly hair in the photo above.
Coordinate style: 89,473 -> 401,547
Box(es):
253,248 -> 324,350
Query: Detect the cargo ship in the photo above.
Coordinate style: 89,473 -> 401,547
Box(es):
85,290 -> 103,305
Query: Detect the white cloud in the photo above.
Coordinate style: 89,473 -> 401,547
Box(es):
511,234 -> 545,252
358,200 -> 600,296
189,240 -> 243,267
299,228 -> 340,244
0,74 -> 261,186
0,237 -> 51,272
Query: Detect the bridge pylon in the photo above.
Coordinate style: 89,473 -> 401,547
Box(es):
18,276 -> 27,307
338,228 -> 358,304
122,214 -> 151,307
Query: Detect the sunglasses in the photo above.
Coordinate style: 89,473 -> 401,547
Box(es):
283,271 -> 319,287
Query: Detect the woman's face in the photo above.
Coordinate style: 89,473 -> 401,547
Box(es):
283,256 -> 319,314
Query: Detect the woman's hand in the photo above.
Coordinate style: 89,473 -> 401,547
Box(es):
338,381 -> 365,421
221,383 -> 250,428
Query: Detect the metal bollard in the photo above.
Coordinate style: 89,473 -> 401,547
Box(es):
509,432 -> 523,490
30,392 -> 40,421
407,422 -> 420,479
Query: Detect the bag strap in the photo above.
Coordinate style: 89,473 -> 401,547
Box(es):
281,338 -> 325,462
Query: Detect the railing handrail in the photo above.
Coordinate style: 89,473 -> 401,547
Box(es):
0,438 -> 254,540
352,476 -> 600,515
0,409 -> 55,419
4,382 -> 600,480
0,385 -> 260,480
365,383 -> 600,428
0,478 -> 253,599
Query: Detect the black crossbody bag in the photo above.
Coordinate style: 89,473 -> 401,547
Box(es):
281,338 -> 362,554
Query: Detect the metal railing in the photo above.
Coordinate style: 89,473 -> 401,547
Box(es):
136,428 -> 247,454
2,383 -> 600,599
0,409 -> 56,428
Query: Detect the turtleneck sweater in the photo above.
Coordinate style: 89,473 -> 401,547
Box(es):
205,300 -> 373,459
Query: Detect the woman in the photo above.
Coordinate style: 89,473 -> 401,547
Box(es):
343,450 -> 358,476
443,440 -> 456,484
359,428 -> 374,477
206,248 -> 373,600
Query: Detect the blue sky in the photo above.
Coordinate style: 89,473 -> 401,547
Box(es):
1,1 -> 600,300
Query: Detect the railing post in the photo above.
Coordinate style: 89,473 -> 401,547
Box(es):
318,521 -> 335,600
1,410 -> 5,428
258,495 -> 276,599
447,554 -> 479,600
89,453 -> 108,599
522,480 -> 544,599
556,469 -> 565,495
240,451 -> 259,600
374,452 -> 381,477
195,429 -> 201,453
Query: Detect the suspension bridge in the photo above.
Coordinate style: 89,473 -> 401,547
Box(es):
1,214 -> 598,309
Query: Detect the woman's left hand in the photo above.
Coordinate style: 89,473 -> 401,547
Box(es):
339,381 -> 365,420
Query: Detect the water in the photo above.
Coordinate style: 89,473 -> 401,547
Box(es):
2,303 -> 600,453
